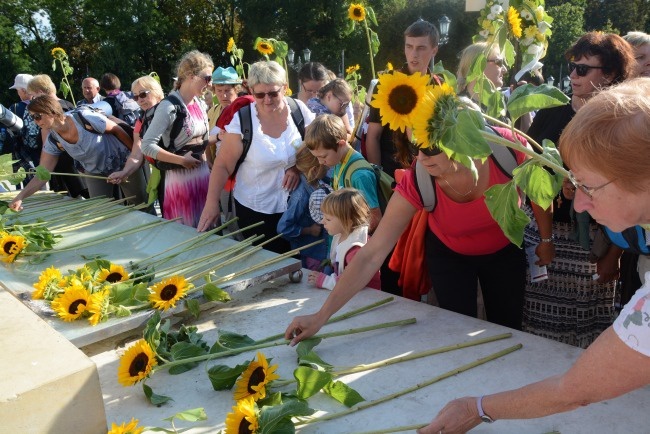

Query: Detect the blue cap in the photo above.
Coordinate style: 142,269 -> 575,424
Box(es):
212,67 -> 242,85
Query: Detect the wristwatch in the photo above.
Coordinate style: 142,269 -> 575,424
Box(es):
477,396 -> 494,423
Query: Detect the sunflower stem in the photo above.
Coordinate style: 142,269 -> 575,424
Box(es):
481,113 -> 545,154
350,424 -> 428,434
295,344 -> 523,426
363,19 -> 376,79
24,170 -> 109,180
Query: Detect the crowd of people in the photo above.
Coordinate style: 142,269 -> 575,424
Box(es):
4,19 -> 650,433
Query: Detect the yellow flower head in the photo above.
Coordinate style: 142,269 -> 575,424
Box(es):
508,6 -> 523,39
0,234 -> 27,263
386,62 -> 394,71
107,417 -> 144,434
255,40 -> 274,56
98,263 -> 129,284
87,289 -> 110,326
348,3 -> 366,22
234,352 -> 280,401
227,37 -> 235,53
346,64 -> 360,75
117,339 -> 157,386
32,266 -> 63,300
370,71 -> 433,133
225,397 -> 259,434
412,83 -> 457,149
51,284 -> 91,322
524,25 -> 538,39
51,47 -> 67,59
148,275 -> 192,311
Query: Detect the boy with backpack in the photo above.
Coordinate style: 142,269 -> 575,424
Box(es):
100,73 -> 141,127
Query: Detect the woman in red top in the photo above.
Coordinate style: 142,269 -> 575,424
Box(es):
285,127 -> 554,343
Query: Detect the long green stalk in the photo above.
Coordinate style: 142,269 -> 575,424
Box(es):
296,344 -> 523,426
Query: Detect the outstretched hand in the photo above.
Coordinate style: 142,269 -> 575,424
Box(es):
284,313 -> 327,347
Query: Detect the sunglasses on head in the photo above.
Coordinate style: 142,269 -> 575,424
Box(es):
569,62 -> 604,77
253,90 -> 282,99
30,112 -> 43,121
409,142 -> 442,157
487,58 -> 505,67
132,90 -> 151,101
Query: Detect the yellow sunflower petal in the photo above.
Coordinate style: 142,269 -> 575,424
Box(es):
255,40 -> 274,56
227,37 -> 235,53
117,339 -> 157,387
0,234 -> 27,263
233,351 -> 280,402
97,263 -> 129,283
87,289 -> 110,326
107,417 -> 144,434
148,275 -> 192,311
51,284 -> 91,322
370,71 -> 433,133
348,3 -> 366,22
412,83 -> 457,148
508,6 -> 523,38
225,397 -> 259,434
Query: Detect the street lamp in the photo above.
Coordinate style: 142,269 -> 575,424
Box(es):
546,75 -> 555,86
287,48 -> 312,92
562,75 -> 571,92
438,15 -> 451,46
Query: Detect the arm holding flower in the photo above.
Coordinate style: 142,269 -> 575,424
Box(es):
9,152 -> 59,211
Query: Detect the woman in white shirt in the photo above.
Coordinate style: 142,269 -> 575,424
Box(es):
197,61 -> 315,253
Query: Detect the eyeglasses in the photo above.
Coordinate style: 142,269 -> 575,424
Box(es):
487,58 -> 505,68
132,90 -> 151,101
568,171 -> 615,199
253,89 -> 282,99
29,112 -> 43,121
301,83 -> 320,95
201,75 -> 212,84
568,62 -> 604,77
333,95 -> 351,111
409,142 -> 443,157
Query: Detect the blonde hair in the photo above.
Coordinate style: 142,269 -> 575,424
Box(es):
560,77 -> 650,193
304,114 -> 347,151
295,144 -> 327,185
131,75 -> 164,101
247,61 -> 287,89
317,78 -> 353,100
321,188 -> 370,233
175,50 -> 214,89
27,74 -> 57,96
456,42 -> 497,92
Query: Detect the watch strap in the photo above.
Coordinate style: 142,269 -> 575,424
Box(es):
477,395 -> 494,423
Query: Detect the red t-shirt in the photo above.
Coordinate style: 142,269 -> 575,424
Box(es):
395,128 -> 526,256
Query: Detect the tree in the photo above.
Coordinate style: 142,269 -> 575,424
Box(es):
544,3 -> 585,85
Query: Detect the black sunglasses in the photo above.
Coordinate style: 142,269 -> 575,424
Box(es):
29,112 -> 43,120
132,90 -> 151,101
487,58 -> 505,68
253,90 -> 282,99
202,75 -> 212,84
409,142 -> 442,157
569,62 -> 604,77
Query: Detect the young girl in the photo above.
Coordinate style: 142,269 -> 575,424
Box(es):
277,145 -> 329,270
308,188 -> 380,290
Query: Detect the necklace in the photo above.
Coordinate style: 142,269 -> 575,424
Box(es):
439,176 -> 474,197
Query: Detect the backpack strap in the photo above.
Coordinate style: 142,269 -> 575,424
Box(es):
164,94 -> 187,148
485,126 -> 518,178
285,97 -> 305,139
343,158 -> 372,187
415,161 -> 437,212
232,104 -> 253,179
73,110 -> 101,134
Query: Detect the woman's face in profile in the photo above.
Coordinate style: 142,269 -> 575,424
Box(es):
484,52 -> 507,89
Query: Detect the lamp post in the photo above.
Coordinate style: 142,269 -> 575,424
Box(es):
546,75 -> 555,86
562,75 -> 571,93
438,15 -> 451,46
287,48 -> 312,90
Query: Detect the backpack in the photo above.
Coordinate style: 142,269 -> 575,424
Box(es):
104,91 -> 141,127
231,96 -> 305,178
343,158 -> 395,214
604,226 -> 650,256
415,126 -> 518,212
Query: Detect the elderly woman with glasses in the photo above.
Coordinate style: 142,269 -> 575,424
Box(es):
197,61 -> 315,254
139,50 -> 217,228
522,32 -> 636,348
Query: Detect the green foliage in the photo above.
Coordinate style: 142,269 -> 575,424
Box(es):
506,83 -> 569,122
209,330 -> 256,353
322,380 -> 365,407
143,383 -> 172,406
294,366 -> 332,399
257,397 -> 314,434
207,361 -> 250,390
203,283 -> 231,302
484,181 -> 530,246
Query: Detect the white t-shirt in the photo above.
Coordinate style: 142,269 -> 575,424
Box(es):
225,99 -> 314,214
613,271 -> 650,356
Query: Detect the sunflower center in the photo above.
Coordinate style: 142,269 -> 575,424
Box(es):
388,85 -> 419,115
238,420 -> 253,434
3,241 -> 16,254
247,366 -> 266,393
160,284 -> 178,301
68,299 -> 87,314
105,272 -> 124,283
353,8 -> 362,17
129,353 -> 150,376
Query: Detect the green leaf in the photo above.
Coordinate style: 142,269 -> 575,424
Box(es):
143,383 -> 172,406
185,299 -> 200,319
161,407 -> 207,423
210,331 -> 256,353
503,39 -> 515,68
447,110 -> 491,159
344,19 -> 355,36
370,30 -> 380,57
295,340 -> 332,371
144,311 -> 163,348
203,283 -> 231,302
484,181 -> 530,247
507,84 -> 570,122
35,165 -> 51,181
513,161 -> 562,210
207,361 -> 250,390
294,366 -> 332,399
323,380 -> 365,407
366,6 -> 378,27
52,59 -> 57,71
258,398 -> 314,434
168,341 -> 207,374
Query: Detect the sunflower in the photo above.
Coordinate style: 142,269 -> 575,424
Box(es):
117,339 -> 157,386
412,83 -> 457,149
508,6 -> 523,38
0,234 -> 27,263
386,62 -> 394,71
255,40 -> 274,56
225,398 -> 259,434
87,289 -> 110,326
51,47 -> 67,59
233,352 -> 280,401
227,37 -> 235,53
97,263 -> 129,284
370,71 -> 432,133
148,275 -> 192,311
348,3 -> 366,22
107,418 -> 144,434
346,64 -> 360,75
51,284 -> 91,322
32,266 -> 63,300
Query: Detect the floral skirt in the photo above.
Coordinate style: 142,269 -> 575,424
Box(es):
162,162 -> 210,228
523,205 -> 616,348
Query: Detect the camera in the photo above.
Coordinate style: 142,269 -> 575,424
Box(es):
0,104 -> 23,134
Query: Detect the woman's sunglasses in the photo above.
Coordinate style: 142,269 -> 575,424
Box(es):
409,142 -> 442,157
132,90 -> 151,101
202,75 -> 213,84
569,62 -> 604,77
253,90 -> 282,99
29,112 -> 43,120
487,58 -> 505,68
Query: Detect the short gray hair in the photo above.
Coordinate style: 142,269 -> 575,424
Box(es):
623,31 -> 650,48
247,61 -> 287,89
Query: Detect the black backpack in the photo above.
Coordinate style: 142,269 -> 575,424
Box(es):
104,91 -> 141,127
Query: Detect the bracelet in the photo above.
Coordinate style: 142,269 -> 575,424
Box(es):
540,236 -> 554,243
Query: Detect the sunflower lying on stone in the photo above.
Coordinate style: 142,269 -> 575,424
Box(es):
225,397 -> 259,434
0,233 -> 27,263
234,351 -> 281,402
118,339 -> 158,386
148,275 -> 192,311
